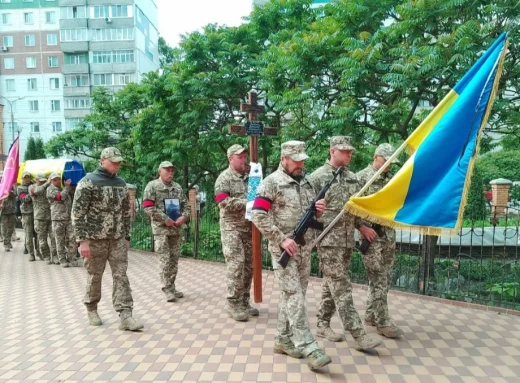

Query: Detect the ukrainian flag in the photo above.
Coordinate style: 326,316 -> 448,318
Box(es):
346,33 -> 508,234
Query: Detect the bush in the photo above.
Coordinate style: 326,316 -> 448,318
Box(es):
464,167 -> 487,220
477,150 -> 520,185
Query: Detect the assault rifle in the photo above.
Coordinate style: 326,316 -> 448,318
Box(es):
357,224 -> 385,254
278,166 -> 344,269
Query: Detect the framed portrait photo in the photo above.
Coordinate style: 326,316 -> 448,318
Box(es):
164,198 -> 181,221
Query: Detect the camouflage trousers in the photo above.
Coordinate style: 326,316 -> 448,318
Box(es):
154,234 -> 181,295
83,238 -> 133,313
221,229 -> 253,308
34,219 -> 57,262
22,214 -> 35,256
317,246 -> 365,337
1,214 -> 16,249
52,220 -> 76,264
271,245 -> 319,356
362,239 -> 396,327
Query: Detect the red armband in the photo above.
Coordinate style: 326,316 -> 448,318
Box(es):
55,192 -> 62,201
252,197 -> 272,212
215,192 -> 230,204
19,192 -> 27,199
143,200 -> 155,208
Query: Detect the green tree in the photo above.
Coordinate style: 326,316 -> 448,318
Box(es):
464,166 -> 487,220
24,136 -> 46,161
477,150 -> 520,185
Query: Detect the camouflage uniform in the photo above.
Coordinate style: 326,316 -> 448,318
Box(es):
215,144 -> 254,319
47,176 -> 77,267
1,188 -> 17,251
29,175 -> 58,263
17,173 -> 37,260
356,143 -> 401,334
252,141 -> 330,369
72,164 -> 134,317
143,161 -> 190,301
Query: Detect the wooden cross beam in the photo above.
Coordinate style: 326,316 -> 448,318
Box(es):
227,91 -> 277,303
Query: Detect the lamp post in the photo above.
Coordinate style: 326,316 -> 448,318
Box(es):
0,95 -> 23,143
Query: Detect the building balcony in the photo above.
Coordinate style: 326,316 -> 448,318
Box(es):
88,0 -> 133,5
90,62 -> 136,73
64,109 -> 90,119
63,86 -> 90,97
88,18 -> 134,29
62,63 -> 89,75
60,19 -> 87,29
61,42 -> 89,53
58,0 -> 87,5
89,41 -> 135,51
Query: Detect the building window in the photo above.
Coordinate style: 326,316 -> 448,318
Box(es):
45,11 -> 56,24
25,34 -> 36,47
92,50 -> 134,64
93,74 -> 113,86
111,5 -> 129,17
60,29 -> 88,42
30,122 -> 40,133
93,5 -> 109,18
51,100 -> 61,111
26,57 -> 37,68
65,98 -> 90,109
65,54 -> 87,65
2,36 -> 13,47
1,13 -> 11,25
52,122 -> 62,132
65,75 -> 89,87
65,118 -> 82,130
91,28 -> 134,41
60,6 -> 86,19
50,78 -> 60,89
1,0 -> 12,3
29,100 -> 39,112
24,12 -> 34,24
47,34 -> 57,46
27,78 -> 37,90
48,56 -> 58,68
3,58 -> 14,69
5,79 -> 15,91
118,74 -> 131,85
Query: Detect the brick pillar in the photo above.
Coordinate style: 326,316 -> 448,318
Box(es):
127,183 -> 137,222
490,178 -> 512,217
189,187 -> 199,221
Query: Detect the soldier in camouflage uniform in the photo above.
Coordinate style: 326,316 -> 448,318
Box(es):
72,147 -> 143,331
30,173 -> 58,264
215,144 -> 259,322
252,141 -> 332,371
309,136 -> 382,351
47,173 -> 79,268
143,161 -> 190,302
0,186 -> 17,252
357,143 -> 404,338
17,172 -> 38,261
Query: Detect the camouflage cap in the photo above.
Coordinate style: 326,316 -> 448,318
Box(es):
375,143 -> 399,163
330,136 -> 354,151
49,172 -> 61,180
36,172 -> 47,181
227,144 -> 246,158
100,147 -> 124,162
22,171 -> 31,178
158,161 -> 174,170
281,140 -> 309,161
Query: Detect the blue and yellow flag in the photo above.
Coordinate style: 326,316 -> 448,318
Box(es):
346,33 -> 508,234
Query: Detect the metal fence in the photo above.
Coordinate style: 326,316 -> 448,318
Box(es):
131,193 -> 520,312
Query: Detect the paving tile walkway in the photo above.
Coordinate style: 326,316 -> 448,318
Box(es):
1,234 -> 519,382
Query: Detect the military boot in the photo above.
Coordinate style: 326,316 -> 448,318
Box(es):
353,334 -> 383,351
226,304 -> 248,322
316,326 -> 344,342
119,311 -> 144,331
165,291 -> 177,302
306,348 -> 332,370
243,298 -> 259,317
69,258 -> 81,267
87,310 -> 102,326
377,325 -> 404,338
364,316 -> 376,327
274,340 -> 304,359
29,254 -> 36,262
174,290 -> 184,298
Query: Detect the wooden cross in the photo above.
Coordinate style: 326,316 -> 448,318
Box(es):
228,91 -> 277,303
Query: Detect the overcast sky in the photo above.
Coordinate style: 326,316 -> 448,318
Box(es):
156,0 -> 253,47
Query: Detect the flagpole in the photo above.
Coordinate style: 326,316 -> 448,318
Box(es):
311,139 -> 408,248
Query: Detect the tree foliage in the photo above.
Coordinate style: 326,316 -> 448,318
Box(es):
24,137 -> 46,161
477,150 -> 520,185
45,0 -> 520,191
